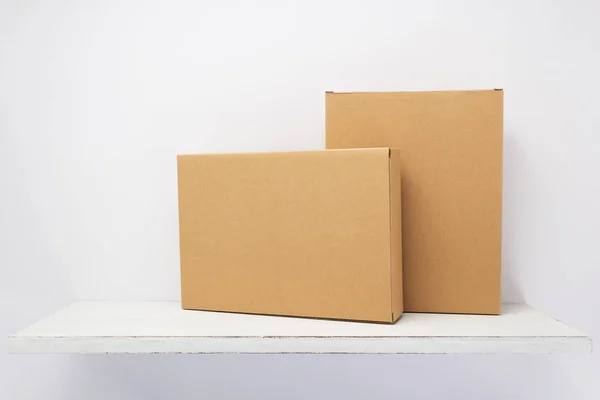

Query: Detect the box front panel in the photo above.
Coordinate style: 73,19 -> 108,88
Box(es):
327,91 -> 502,314
178,149 -> 393,322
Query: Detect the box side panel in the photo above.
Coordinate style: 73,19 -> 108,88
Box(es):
389,149 -> 403,321
177,149 -> 393,322
326,90 -> 502,315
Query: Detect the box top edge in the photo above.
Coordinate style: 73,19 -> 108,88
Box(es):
326,89 -> 503,95
178,148 -> 394,158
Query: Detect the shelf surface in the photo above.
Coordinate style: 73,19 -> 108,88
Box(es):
8,302 -> 591,354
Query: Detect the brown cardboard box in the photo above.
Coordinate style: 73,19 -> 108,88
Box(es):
177,148 -> 403,323
326,90 -> 503,315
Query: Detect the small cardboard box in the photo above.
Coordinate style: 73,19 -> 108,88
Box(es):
177,148 -> 403,323
326,90 -> 503,315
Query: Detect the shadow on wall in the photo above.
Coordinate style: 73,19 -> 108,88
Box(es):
502,133 -> 527,304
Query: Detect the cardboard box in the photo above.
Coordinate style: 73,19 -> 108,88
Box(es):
326,90 -> 503,315
177,148 -> 403,323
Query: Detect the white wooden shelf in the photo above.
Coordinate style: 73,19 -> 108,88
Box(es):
8,302 -> 591,354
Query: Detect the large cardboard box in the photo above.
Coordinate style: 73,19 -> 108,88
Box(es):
326,90 -> 503,315
177,148 -> 403,323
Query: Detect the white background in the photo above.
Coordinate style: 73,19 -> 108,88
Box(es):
1,0 -> 599,398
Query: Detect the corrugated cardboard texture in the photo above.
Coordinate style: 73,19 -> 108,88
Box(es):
178,148 -> 402,323
326,90 -> 502,315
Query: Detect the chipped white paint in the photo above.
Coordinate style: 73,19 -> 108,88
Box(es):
8,302 -> 592,354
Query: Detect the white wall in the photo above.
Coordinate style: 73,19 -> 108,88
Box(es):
1,1 -> 598,398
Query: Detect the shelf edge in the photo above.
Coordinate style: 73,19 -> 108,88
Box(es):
7,335 -> 592,355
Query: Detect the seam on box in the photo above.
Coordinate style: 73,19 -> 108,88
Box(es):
388,154 -> 394,322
